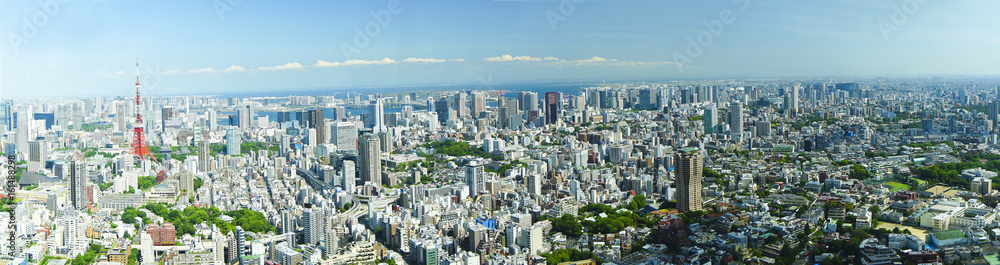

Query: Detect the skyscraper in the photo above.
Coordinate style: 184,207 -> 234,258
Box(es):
520,92 -> 539,112
369,97 -> 388,132
704,107 -> 717,134
527,174 -> 541,196
342,160 -> 356,192
238,104 -> 254,131
545,92 -> 559,125
359,134 -> 381,186
226,129 -> 241,156
0,100 -> 12,132
69,160 -> 86,210
303,207 -> 324,245
377,131 -> 393,154
989,102 -> 999,124
161,106 -> 174,132
791,85 -> 800,111
639,89 -> 654,110
198,141 -> 210,172
115,102 -> 127,132
675,148 -> 703,212
454,92 -> 468,118
728,102 -> 744,141
434,97 -> 451,123
207,108 -> 218,130
465,161 -> 485,196
308,109 -> 326,144
28,139 -> 46,172
332,122 -> 358,151
680,88 -> 692,104
470,92 -> 486,118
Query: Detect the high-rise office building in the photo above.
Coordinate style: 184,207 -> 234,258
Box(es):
332,122 -> 358,151
303,207 -> 324,245
28,139 -> 46,172
226,129 -> 241,156
377,131 -> 393,154
471,92 -> 487,118
369,98 -> 388,132
359,134 -> 381,186
308,109 -> 326,144
115,102 -> 127,132
0,100 -> 12,132
755,121 -> 771,137
324,228 -> 339,259
728,102 -> 744,137
454,92 -> 468,118
207,108 -> 218,130
675,148 -> 703,212
527,174 -> 541,196
238,104 -> 254,131
680,88 -> 692,104
434,97 -> 451,123
520,92 -> 539,113
990,102 -> 999,124
639,89 -> 654,110
545,92 -> 559,125
198,141 -> 210,172
793,85 -> 800,109
69,160 -> 86,210
465,161 -> 485,196
161,107 -> 174,132
704,107 -> 717,134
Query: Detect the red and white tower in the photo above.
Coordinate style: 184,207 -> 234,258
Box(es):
130,60 -> 153,160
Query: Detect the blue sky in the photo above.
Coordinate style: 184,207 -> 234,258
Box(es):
2,0 -> 998,97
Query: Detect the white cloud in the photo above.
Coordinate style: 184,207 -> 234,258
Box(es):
314,60 -> 341,67
479,55 -> 685,68
448,59 -> 466,62
223,65 -> 247,73
343,57 -> 397,65
403,58 -> 446,63
483,54 -> 553,62
314,57 -> 399,67
568,56 -> 616,64
187,67 -> 219,74
257,62 -> 304,71
163,70 -> 182,75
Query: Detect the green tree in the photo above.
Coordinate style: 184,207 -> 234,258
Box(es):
138,176 -> 157,190
550,214 -> 583,237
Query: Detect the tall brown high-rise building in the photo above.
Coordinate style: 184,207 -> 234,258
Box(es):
675,148 -> 703,212
308,109 -> 326,144
359,134 -> 382,187
545,92 -> 559,125
454,92 -> 468,118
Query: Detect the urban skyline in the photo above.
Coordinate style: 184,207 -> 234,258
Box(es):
3,2 -> 1000,265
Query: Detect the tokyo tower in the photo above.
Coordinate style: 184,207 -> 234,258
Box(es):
130,60 -> 154,160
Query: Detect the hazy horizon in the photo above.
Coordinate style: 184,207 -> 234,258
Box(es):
3,0 -> 999,98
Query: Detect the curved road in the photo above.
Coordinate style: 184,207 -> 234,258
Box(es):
295,168 -> 364,218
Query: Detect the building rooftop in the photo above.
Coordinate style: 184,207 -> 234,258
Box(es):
932,230 -> 964,241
